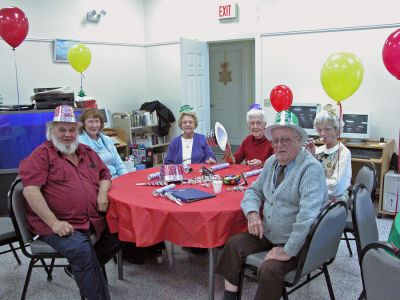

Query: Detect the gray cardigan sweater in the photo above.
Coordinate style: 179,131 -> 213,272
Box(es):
241,148 -> 328,257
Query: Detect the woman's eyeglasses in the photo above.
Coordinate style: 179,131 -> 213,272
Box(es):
316,127 -> 335,134
249,121 -> 265,127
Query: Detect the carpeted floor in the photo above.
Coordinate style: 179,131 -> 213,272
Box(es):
0,211 -> 393,300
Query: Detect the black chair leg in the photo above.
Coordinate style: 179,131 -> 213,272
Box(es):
343,232 -> 353,256
21,258 -> 36,300
9,243 -> 22,265
323,265 -> 335,300
282,285 -> 289,300
48,258 -> 55,278
117,249 -> 123,280
39,258 -> 53,280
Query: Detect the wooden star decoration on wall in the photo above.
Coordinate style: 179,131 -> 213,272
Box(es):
219,61 -> 232,86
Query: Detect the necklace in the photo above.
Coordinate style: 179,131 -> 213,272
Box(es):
182,137 -> 193,149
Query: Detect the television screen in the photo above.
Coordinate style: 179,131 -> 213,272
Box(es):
288,103 -> 321,136
0,110 -> 82,170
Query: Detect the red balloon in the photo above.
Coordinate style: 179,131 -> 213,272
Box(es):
270,85 -> 293,112
0,7 -> 29,49
382,28 -> 400,80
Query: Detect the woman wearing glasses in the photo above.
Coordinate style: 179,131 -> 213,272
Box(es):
224,104 -> 274,168
305,104 -> 352,202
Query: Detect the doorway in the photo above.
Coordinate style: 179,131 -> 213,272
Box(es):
209,40 -> 255,156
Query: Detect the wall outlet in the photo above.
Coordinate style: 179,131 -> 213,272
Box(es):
264,98 -> 271,107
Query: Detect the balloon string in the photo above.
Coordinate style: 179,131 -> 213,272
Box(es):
80,73 -> 83,91
337,101 -> 343,194
395,128 -> 400,217
13,48 -> 21,108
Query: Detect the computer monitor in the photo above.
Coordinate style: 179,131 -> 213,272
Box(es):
98,108 -> 113,128
288,103 -> 321,136
341,112 -> 371,141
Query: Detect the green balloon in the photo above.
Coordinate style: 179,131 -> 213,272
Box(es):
320,52 -> 364,103
68,43 -> 92,73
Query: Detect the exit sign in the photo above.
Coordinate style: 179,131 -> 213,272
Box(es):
218,3 -> 238,20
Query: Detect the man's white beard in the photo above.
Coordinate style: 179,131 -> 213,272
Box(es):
51,135 -> 79,155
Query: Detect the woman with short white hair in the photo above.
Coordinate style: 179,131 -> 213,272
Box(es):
305,104 -> 352,202
224,104 -> 273,168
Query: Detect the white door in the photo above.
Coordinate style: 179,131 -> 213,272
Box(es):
180,38 -> 210,134
209,41 -> 255,146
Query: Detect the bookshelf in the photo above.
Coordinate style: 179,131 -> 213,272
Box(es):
112,112 -> 170,167
102,128 -> 129,158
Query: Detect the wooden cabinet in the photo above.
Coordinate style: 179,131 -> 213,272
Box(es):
112,112 -> 170,167
102,128 -> 129,158
317,139 -> 395,217
344,139 -> 395,217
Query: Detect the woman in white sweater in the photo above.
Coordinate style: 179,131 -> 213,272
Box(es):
305,104 -> 352,203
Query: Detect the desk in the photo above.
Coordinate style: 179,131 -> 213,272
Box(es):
317,139 -> 395,216
344,139 -> 395,217
107,164 -> 257,300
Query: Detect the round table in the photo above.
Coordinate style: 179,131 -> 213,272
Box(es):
106,163 -> 259,300
107,164 -> 257,248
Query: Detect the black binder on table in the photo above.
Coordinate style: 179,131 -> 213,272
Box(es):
171,188 -> 216,203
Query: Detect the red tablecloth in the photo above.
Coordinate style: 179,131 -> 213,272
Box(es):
106,164 -> 258,248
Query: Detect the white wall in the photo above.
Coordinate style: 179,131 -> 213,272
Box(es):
0,0 -> 146,113
144,0 -> 400,42
145,44 -> 181,137
261,28 -> 400,141
1,0 -> 399,141
143,0 -> 400,142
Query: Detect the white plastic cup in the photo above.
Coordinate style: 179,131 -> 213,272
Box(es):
212,180 -> 223,194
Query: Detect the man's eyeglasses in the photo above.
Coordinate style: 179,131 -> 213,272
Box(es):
271,135 -> 300,147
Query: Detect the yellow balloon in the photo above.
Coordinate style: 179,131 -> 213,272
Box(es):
67,43 -> 92,73
320,52 -> 364,103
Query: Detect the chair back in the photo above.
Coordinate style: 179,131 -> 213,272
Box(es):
9,178 -> 33,246
287,201 -> 347,283
352,184 -> 379,257
361,242 -> 400,300
354,163 -> 377,198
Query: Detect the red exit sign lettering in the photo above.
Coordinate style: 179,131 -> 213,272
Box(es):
218,3 -> 238,20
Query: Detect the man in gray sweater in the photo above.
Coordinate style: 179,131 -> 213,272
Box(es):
215,111 -> 328,300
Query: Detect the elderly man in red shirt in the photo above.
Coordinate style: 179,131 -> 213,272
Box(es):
19,105 -> 122,300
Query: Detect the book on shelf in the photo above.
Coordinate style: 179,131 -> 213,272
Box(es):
131,110 -> 158,127
132,132 -> 168,147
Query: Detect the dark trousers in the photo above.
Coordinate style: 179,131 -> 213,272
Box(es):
215,232 -> 299,300
41,227 -> 123,300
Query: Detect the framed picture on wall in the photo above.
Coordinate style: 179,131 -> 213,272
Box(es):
53,39 -> 78,63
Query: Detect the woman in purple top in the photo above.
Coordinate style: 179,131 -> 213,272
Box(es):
164,105 -> 216,165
